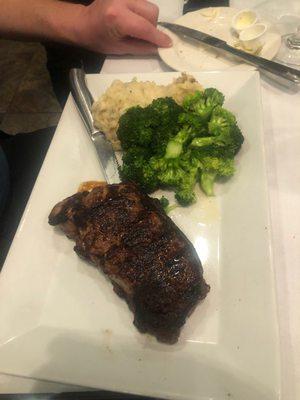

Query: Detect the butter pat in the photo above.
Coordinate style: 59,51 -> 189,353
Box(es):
232,9 -> 257,33
239,23 -> 267,53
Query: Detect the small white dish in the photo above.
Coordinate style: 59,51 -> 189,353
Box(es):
231,9 -> 258,33
158,7 -> 281,72
239,23 -> 267,52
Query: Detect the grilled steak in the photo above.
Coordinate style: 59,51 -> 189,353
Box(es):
48,182 -> 209,343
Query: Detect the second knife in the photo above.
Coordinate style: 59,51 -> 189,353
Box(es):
159,22 -> 300,84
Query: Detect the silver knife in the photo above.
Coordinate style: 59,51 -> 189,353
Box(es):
69,68 -> 120,184
159,22 -> 300,84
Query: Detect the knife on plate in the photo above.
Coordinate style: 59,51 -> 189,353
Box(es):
159,22 -> 300,84
69,68 -> 120,184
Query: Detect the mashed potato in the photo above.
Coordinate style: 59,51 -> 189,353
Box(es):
92,73 -> 203,150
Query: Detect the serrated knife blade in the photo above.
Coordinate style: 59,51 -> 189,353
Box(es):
69,68 -> 120,184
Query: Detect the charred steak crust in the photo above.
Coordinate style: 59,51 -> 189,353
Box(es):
49,183 -> 209,343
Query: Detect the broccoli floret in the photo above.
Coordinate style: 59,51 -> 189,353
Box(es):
182,90 -> 203,111
117,106 -> 154,150
197,156 -> 235,196
175,189 -> 196,206
150,98 -> 184,155
204,88 -> 225,109
159,196 -> 169,210
118,97 -> 184,192
226,124 -> 244,157
199,172 -> 216,197
149,97 -> 178,114
117,97 -> 183,154
165,126 -> 194,159
200,156 -> 235,177
191,110 -> 239,196
149,151 -> 199,206
178,112 -> 207,136
182,91 -> 211,123
150,157 -> 186,187
159,196 -> 178,214
208,106 -> 236,136
191,106 -> 244,157
119,147 -> 158,192
120,163 -> 158,193
175,165 -> 199,206
181,88 -> 225,123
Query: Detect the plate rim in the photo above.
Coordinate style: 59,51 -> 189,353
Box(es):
0,70 -> 281,399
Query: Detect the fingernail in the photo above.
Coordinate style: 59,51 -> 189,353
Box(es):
166,37 -> 173,47
162,34 -> 172,47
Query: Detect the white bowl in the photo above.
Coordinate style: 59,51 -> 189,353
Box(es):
231,9 -> 258,33
239,23 -> 267,52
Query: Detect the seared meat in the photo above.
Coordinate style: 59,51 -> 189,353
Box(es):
49,183 -> 209,343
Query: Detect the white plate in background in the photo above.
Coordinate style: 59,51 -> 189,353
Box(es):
158,7 -> 281,71
0,71 -> 280,400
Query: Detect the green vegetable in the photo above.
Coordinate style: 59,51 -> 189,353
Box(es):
117,88 -> 244,206
119,147 -> 157,192
182,88 -> 225,124
165,126 -> 194,159
190,104 -> 243,194
159,196 -> 169,210
118,97 -> 183,156
175,168 -> 198,205
197,155 -> 235,196
191,106 -> 244,157
159,196 -> 178,214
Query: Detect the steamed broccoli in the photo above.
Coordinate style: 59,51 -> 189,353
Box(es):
182,88 -> 225,123
118,96 -> 199,203
197,155 -> 235,196
150,151 -> 200,206
119,147 -> 157,192
164,126 -> 194,159
175,165 -> 199,205
117,88 -> 244,206
150,157 -> 186,187
191,106 -> 244,157
118,97 -> 183,155
159,196 -> 178,214
159,196 -> 169,209
117,106 -> 154,150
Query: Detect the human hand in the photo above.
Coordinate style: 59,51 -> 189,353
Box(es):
75,0 -> 172,55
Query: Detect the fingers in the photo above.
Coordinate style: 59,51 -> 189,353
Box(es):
128,0 -> 159,26
120,9 -> 172,48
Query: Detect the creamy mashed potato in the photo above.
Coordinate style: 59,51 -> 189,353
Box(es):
92,73 -> 203,149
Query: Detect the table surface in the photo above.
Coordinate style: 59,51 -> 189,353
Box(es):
1,2 -> 300,400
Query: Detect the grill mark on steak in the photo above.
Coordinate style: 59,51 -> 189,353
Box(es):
49,182 -> 209,343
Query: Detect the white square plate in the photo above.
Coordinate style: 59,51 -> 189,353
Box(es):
0,71 -> 280,400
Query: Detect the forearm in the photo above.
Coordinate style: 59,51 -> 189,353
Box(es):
0,0 -> 172,57
0,0 -> 84,45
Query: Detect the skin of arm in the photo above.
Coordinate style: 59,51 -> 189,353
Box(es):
0,0 -> 172,55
